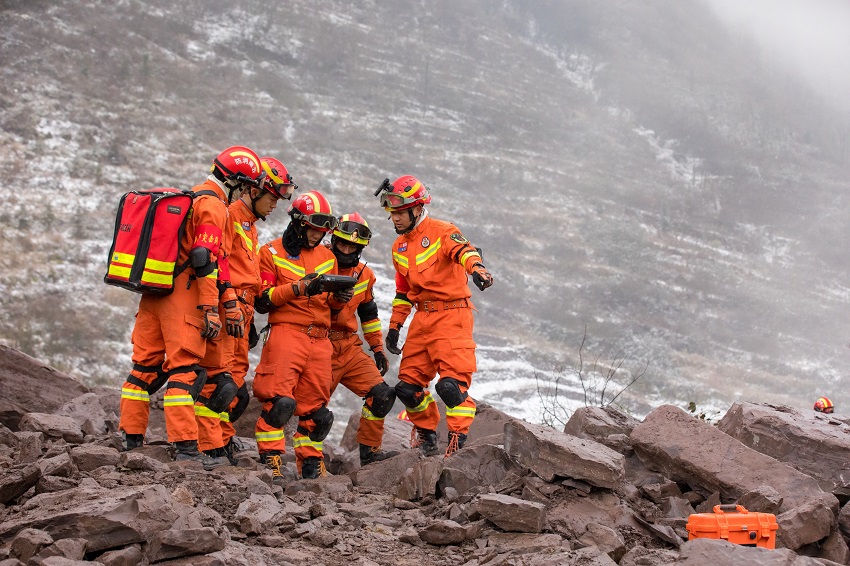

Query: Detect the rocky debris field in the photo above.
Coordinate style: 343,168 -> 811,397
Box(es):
2,343 -> 850,565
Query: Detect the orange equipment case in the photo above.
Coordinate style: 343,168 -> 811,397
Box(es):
686,504 -> 778,549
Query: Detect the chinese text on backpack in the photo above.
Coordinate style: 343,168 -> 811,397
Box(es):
104,188 -> 193,296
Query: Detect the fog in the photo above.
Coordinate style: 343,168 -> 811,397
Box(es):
703,0 -> 850,114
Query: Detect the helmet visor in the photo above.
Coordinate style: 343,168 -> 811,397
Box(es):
337,220 -> 372,241
302,212 -> 338,232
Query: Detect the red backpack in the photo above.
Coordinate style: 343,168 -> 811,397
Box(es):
104,188 -> 210,296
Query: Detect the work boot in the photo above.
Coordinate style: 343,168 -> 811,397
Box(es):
221,438 -> 238,466
445,431 -> 468,458
174,440 -> 228,470
301,456 -> 324,479
261,451 -> 286,483
411,427 -> 439,457
203,447 -> 232,467
121,432 -> 144,452
359,443 -> 400,466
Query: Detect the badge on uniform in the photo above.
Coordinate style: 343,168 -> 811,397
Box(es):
287,254 -> 299,260
399,243 -> 408,252
450,232 -> 468,244
421,237 -> 430,248
242,222 -> 250,230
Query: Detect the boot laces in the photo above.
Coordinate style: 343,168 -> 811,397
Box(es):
267,454 -> 283,477
445,432 -> 461,458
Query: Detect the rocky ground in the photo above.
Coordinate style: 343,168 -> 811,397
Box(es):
2,343 -> 850,565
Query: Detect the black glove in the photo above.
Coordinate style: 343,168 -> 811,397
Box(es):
293,273 -> 324,297
386,328 -> 401,355
198,305 -> 221,339
248,322 -> 260,349
471,263 -> 493,291
254,288 -> 275,314
374,351 -> 389,376
333,288 -> 354,303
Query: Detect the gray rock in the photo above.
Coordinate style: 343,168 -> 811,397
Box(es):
504,420 -> 625,489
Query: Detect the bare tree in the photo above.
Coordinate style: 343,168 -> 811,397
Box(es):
535,327 -> 648,429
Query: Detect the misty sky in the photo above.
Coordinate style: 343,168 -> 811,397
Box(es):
704,0 -> 850,113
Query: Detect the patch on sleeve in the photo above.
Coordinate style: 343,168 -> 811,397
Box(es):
450,232 -> 468,244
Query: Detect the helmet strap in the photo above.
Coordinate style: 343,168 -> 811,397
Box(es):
396,207 -> 421,235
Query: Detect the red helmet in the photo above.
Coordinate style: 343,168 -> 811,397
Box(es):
211,145 -> 264,187
289,191 -> 337,232
814,397 -> 834,414
375,175 -> 431,211
260,156 -> 297,200
333,212 -> 372,246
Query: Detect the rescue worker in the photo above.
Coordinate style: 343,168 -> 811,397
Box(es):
814,397 -> 834,414
327,213 -> 399,466
118,145 -> 266,467
252,190 -> 352,479
375,175 -> 494,457
195,156 -> 296,464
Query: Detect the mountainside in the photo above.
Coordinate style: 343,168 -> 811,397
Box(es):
1,0 -> 850,424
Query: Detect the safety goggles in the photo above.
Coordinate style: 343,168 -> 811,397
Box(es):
337,220 -> 372,241
378,191 -> 420,209
302,213 -> 338,231
267,179 -> 297,200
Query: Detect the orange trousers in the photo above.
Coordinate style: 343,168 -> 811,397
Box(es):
195,328 -> 236,452
220,322 -> 250,445
331,337 -> 386,448
118,272 -> 207,443
253,324 -> 333,469
398,307 -> 477,435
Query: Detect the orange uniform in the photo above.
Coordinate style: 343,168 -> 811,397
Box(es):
328,262 -> 388,448
194,198 -> 261,452
253,238 -> 344,470
119,177 -> 229,443
390,212 -> 483,435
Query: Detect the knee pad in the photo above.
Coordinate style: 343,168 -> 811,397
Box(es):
303,407 -> 334,442
395,381 -> 424,408
166,365 -> 207,401
366,382 -> 396,418
435,378 -> 468,408
203,372 -> 238,413
229,384 -> 250,422
131,362 -> 167,394
263,396 -> 296,428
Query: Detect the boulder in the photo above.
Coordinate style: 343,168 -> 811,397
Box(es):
504,420 -> 625,489
630,404 -> 839,550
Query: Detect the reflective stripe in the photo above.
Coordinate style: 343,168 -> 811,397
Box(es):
256,430 -> 285,442
416,238 -> 441,265
361,320 -> 381,334
121,387 -> 150,402
204,268 -> 218,279
392,297 -> 412,307
220,412 -> 231,423
315,259 -> 334,275
108,264 -> 132,279
293,436 -> 323,451
353,280 -> 368,295
460,250 -> 479,268
446,406 -> 476,418
393,252 -> 408,268
163,394 -> 194,407
272,256 -> 306,278
233,221 -> 254,251
144,257 -> 176,273
194,405 -> 222,419
361,406 -> 384,421
111,252 -> 135,265
408,391 -> 434,414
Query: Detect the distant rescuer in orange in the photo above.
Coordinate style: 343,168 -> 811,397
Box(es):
327,212 -> 399,466
814,397 -> 834,414
252,190 -> 353,480
118,146 -> 266,467
375,175 -> 494,457
194,156 -> 296,465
